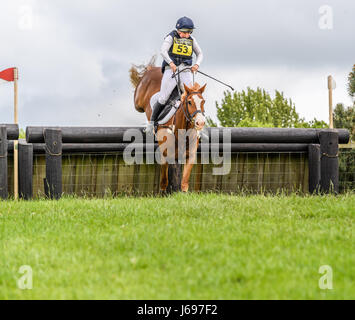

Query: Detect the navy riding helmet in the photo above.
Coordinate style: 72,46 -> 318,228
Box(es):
176,16 -> 195,31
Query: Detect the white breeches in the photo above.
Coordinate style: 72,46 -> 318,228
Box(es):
158,67 -> 193,105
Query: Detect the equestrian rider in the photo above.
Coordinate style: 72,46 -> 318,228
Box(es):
145,16 -> 204,134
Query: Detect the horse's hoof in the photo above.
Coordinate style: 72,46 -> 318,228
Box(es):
160,189 -> 169,197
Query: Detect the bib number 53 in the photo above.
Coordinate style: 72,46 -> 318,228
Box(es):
177,45 -> 188,54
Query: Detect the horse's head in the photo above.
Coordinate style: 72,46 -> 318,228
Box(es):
182,83 -> 207,131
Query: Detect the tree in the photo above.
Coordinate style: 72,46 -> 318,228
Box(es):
333,64 -> 355,142
336,66 -> 355,192
348,64 -> 355,100
208,87 -> 328,128
333,103 -> 355,142
19,128 -> 26,139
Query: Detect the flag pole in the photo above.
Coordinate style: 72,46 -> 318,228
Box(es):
328,75 -> 334,129
14,68 -> 19,200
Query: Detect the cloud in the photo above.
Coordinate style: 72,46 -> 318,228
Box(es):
0,0 -> 353,127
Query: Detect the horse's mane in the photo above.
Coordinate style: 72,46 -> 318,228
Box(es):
129,55 -> 157,88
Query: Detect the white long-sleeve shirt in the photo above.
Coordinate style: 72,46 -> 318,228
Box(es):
161,34 -> 204,69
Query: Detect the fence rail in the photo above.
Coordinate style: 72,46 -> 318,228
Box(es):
1,125 -> 353,199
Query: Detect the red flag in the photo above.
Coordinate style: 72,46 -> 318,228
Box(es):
0,68 -> 15,82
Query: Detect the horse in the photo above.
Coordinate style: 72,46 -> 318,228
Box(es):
129,59 -> 207,192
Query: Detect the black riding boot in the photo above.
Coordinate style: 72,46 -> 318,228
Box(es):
145,101 -> 165,135
151,101 -> 165,123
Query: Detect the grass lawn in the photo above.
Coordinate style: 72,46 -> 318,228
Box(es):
0,193 -> 354,300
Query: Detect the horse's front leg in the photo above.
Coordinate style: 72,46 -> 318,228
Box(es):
157,128 -> 175,193
181,140 -> 199,193
160,163 -> 169,192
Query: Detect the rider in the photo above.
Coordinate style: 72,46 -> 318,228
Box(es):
145,16 -> 204,134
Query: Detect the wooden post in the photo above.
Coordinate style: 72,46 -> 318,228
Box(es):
0,126 -> 8,199
328,75 -> 334,129
308,144 -> 321,193
44,129 -> 62,199
14,67 -> 19,200
19,140 -> 33,200
167,164 -> 182,193
319,130 -> 339,193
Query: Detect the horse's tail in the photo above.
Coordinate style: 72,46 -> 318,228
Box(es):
129,55 -> 157,89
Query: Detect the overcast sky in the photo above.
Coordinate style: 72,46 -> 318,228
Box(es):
0,0 -> 354,128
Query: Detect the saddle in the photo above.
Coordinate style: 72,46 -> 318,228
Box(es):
156,87 -> 180,125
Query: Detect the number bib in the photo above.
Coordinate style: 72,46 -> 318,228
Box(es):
172,37 -> 193,57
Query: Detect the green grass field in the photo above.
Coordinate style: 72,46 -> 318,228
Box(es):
0,193 -> 354,300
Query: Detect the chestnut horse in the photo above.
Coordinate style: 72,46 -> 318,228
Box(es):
130,61 -> 206,192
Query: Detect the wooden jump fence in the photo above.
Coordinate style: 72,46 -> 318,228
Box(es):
0,125 -> 351,199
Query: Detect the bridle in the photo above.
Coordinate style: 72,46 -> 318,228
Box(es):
180,92 -> 205,127
170,66 -> 206,131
